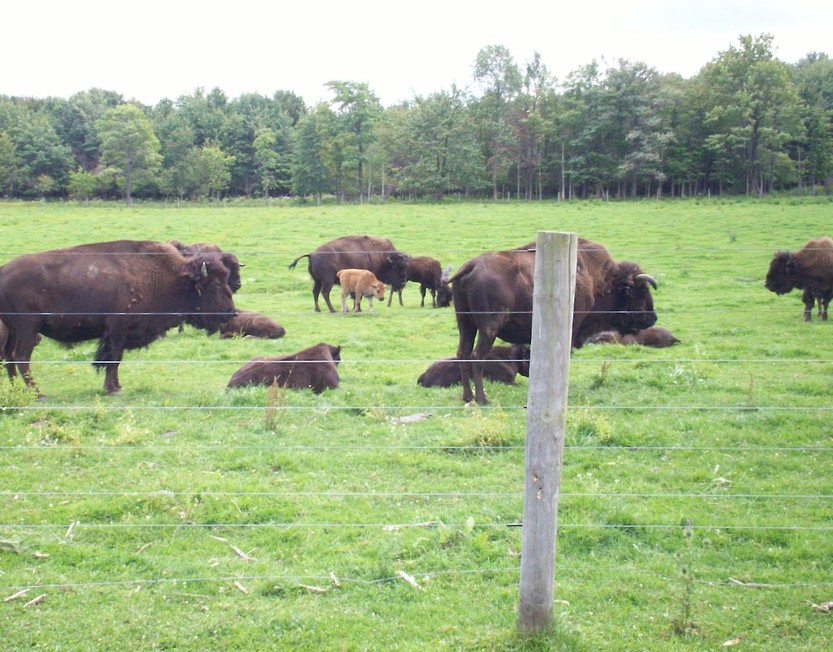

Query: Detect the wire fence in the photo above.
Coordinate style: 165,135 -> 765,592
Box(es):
2,244 -> 832,602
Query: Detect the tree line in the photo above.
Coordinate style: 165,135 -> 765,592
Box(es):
1,34 -> 831,204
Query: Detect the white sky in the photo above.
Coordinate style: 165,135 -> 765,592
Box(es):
4,0 -> 831,107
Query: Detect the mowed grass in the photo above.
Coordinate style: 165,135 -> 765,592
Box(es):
1,197 -> 832,650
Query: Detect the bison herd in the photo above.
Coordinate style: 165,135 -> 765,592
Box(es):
0,232 -> 828,402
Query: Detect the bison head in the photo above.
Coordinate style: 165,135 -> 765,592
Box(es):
182,255 -> 237,333
606,262 -> 658,335
436,264 -> 453,308
764,251 -> 797,295
378,252 -> 411,288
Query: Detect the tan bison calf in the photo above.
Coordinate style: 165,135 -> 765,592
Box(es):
336,268 -> 386,313
226,343 -> 341,393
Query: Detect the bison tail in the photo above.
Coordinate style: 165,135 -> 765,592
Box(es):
288,253 -> 310,270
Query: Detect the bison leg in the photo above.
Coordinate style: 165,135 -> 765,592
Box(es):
420,285 -> 427,307
4,326 -> 41,392
387,287 -> 404,307
95,330 -> 125,394
320,281 -> 338,313
456,324 -> 479,404
820,292 -> 831,321
312,279 -> 324,312
470,333 -> 498,405
802,289 -> 814,322
341,288 -> 350,314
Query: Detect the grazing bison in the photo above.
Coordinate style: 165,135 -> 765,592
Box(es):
336,269 -> 386,312
451,238 -> 657,404
388,257 -> 453,308
219,310 -> 286,339
584,326 -> 681,348
288,235 -> 410,312
226,343 -> 341,393
0,240 -> 236,395
167,240 -> 243,294
765,236 -> 833,321
417,345 -> 530,388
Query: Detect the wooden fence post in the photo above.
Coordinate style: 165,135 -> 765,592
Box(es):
517,231 -> 577,633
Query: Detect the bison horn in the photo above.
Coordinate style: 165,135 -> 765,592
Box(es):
200,261 -> 208,278
635,273 -> 657,290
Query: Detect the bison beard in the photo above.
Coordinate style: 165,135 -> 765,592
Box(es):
288,234 -> 410,313
0,240 -> 237,395
226,343 -> 341,393
451,238 -> 657,404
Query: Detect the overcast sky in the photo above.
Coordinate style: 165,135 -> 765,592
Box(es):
4,0 -> 831,107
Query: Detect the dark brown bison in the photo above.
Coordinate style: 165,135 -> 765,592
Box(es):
584,326 -> 681,348
226,343 -> 341,393
219,310 -> 286,339
417,345 -> 530,388
167,240 -> 243,294
288,235 -> 410,312
765,236 -> 833,321
388,256 -> 453,308
451,238 -> 657,404
0,240 -> 237,395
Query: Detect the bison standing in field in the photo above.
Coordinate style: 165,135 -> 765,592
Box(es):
388,256 -> 453,308
288,235 -> 410,312
417,344 -> 530,388
0,240 -> 237,395
451,238 -> 657,404
584,326 -> 681,348
226,343 -> 341,393
765,236 -> 833,321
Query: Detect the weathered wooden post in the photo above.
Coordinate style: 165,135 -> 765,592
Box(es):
517,231 -> 577,633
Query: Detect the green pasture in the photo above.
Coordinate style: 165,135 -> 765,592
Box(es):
1,197 -> 832,650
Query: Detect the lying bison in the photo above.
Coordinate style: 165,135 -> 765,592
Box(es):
288,235 -> 410,312
388,256 -> 453,308
0,240 -> 236,395
226,343 -> 341,393
418,345 -> 530,388
765,236 -> 833,321
584,326 -> 680,348
451,238 -> 657,404
219,310 -> 286,339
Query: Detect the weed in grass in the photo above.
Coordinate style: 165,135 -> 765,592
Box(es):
0,380 -> 39,412
265,379 -> 285,432
589,361 -> 613,389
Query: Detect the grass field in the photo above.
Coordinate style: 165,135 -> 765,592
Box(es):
1,197 -> 832,650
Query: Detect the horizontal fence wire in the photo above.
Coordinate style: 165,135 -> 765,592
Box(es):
3,566 -> 830,595
2,491 -> 830,499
